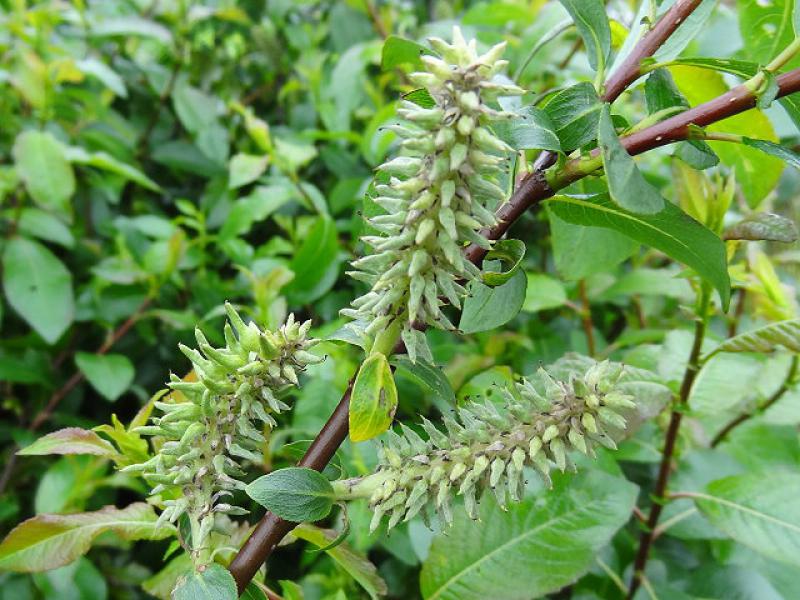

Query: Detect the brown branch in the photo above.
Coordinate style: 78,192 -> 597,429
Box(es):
532,0 -> 705,173
710,355 -> 799,447
228,63 -> 800,600
578,280 -> 596,356
602,0 -> 703,103
627,306 -> 708,598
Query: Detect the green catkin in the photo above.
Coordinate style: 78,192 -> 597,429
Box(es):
333,360 -> 636,532
341,27 -> 524,353
123,303 -> 321,563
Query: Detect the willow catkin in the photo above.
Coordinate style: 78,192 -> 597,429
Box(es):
341,27 -> 523,355
123,303 -> 321,558
333,360 -> 635,532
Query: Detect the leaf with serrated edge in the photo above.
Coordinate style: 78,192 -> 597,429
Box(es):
0,503 -> 173,572
694,472 -> 800,567
710,319 -> 800,355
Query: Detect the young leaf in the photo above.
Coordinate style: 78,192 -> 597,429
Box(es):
644,68 -> 687,114
17,428 -> 119,458
381,36 -> 430,70
742,138 -> 800,171
675,140 -> 719,170
709,319 -> 800,355
75,352 -> 135,402
724,213 -> 799,243
0,503 -> 172,572
481,239 -> 526,286
547,194 -> 730,309
419,470 -> 638,600
694,472 -> 800,567
459,267 -> 527,334
2,237 -> 75,344
349,352 -> 398,442
557,0 -> 611,72
659,57 -> 758,79
12,130 -> 75,216
171,563 -> 237,600
246,467 -> 335,523
598,105 -> 664,214
541,83 -> 603,151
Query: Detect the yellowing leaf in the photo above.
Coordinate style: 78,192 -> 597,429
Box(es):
349,352 -> 398,442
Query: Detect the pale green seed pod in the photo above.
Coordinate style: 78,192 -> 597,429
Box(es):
334,358 -> 639,531
343,27 -> 523,358
128,304 -> 321,564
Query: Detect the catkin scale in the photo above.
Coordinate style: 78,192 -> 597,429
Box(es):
123,304 -> 321,560
333,360 -> 636,531
344,28 -> 524,353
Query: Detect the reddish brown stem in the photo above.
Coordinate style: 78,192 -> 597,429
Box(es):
602,0 -> 704,103
627,314 -> 707,598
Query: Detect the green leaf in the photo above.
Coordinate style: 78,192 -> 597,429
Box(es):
661,57 -> 758,79
481,239 -> 526,286
219,185 -> 292,241
548,194 -> 730,309
227,153 -> 269,189
557,0 -> 610,72
293,524 -> 388,599
349,352 -> 398,442
12,131 -> 75,216
18,428 -> 118,459
541,83 -> 602,151
598,105 -> 664,214
644,68 -> 687,114
548,206 -> 638,280
64,146 -> 160,191
0,503 -> 172,572
75,352 -> 135,402
710,319 -> 800,355
459,267 -> 527,334
16,208 -> 75,248
738,0 -> 798,67
172,85 -> 218,136
390,356 -> 456,408
694,472 -> 800,567
286,216 -> 341,305
742,138 -> 800,171
522,273 -> 567,313
2,237 -> 74,344
651,0 -> 717,62
246,467 -> 335,523
381,36 -> 429,70
675,139 -> 719,170
724,213 -> 799,243
171,564 -> 237,600
494,106 -> 561,152
420,469 -> 638,600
